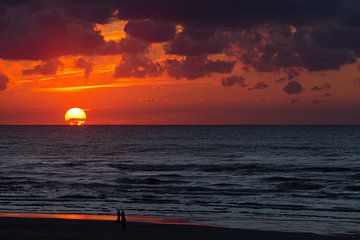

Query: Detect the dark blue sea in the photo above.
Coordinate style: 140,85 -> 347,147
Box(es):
0,126 -> 359,234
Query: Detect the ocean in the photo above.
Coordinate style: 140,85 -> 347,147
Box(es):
0,126 -> 359,235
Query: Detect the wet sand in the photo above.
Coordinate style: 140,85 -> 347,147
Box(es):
0,215 -> 359,240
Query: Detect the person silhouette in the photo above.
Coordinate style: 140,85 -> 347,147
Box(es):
121,208 -> 127,230
115,209 -> 121,223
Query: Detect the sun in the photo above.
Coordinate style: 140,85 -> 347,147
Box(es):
65,108 -> 87,126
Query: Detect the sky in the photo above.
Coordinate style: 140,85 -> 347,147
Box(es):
0,0 -> 360,125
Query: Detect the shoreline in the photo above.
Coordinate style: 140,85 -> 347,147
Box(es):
0,212 -> 195,226
0,213 -> 358,240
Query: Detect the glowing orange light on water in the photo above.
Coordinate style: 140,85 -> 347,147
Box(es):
0,213 -> 196,226
65,108 -> 87,126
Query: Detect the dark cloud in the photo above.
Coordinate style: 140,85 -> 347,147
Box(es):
116,0 -> 358,27
249,81 -> 269,90
275,69 -> 301,83
313,27 -> 360,51
228,25 -> 302,72
75,58 -> 93,79
283,81 -> 303,95
230,24 -> 357,72
165,56 -> 234,80
311,83 -> 331,91
0,7 -> 124,60
285,69 -> 301,80
22,59 -> 63,75
0,2 -> 149,60
0,0 -> 359,74
0,73 -> 9,91
181,26 -> 215,40
165,33 -> 228,56
113,54 -> 162,78
221,76 -> 246,87
124,19 -> 176,42
207,59 -> 235,74
115,37 -> 150,54
60,1 -> 118,24
300,48 -> 356,71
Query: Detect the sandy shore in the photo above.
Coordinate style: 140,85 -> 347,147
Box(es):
0,215 -> 358,240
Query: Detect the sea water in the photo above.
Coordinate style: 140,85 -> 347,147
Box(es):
0,126 -> 359,234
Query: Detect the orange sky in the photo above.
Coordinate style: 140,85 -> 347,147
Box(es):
1,20 -> 360,125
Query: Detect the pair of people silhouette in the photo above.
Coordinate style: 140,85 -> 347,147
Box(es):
115,208 -> 127,230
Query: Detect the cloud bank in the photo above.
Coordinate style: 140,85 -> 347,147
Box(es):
0,0 -> 359,88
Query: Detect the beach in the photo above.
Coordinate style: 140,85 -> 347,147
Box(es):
0,215 -> 358,240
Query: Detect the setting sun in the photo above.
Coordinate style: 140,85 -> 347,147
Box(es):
65,108 -> 87,126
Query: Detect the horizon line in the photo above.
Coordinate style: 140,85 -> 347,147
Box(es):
0,124 -> 359,126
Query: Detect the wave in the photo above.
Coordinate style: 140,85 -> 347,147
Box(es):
60,162 -> 87,167
351,173 -> 360,180
127,196 -> 180,204
276,181 -> 324,191
115,177 -> 187,185
57,194 -> 102,200
345,185 -> 360,192
264,176 -> 322,182
0,178 -> 39,185
108,163 -> 357,175
239,202 -> 308,211
108,163 -> 289,173
153,173 -> 184,178
303,166 -> 354,173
